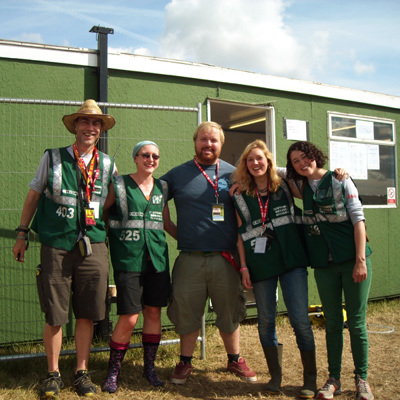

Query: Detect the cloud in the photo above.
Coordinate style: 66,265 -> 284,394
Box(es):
17,33 -> 44,43
159,0 -> 315,79
354,61 -> 375,76
109,46 -> 153,56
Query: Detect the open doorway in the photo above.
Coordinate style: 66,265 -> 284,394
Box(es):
207,99 -> 275,167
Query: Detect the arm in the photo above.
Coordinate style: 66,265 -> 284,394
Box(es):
163,202 -> 177,240
235,210 -> 252,289
229,182 -> 240,197
102,182 -> 116,227
288,180 -> 303,199
352,220 -> 368,283
12,189 -> 41,262
342,177 -> 368,283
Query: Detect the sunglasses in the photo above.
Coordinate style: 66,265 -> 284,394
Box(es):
138,153 -> 160,160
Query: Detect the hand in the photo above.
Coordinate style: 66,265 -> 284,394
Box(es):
241,269 -> 253,289
229,182 -> 240,197
12,239 -> 28,262
334,168 -> 349,181
353,258 -> 367,283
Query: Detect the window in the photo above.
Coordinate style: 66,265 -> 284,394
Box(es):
328,112 -> 396,207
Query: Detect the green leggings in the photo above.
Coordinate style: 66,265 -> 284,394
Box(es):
314,258 -> 372,380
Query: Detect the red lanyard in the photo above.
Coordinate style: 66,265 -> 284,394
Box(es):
73,143 -> 100,203
256,189 -> 269,228
194,157 -> 220,203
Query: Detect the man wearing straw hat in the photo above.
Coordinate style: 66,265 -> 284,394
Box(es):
12,99 -> 117,398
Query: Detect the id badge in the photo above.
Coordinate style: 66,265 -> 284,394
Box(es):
212,203 -> 224,222
85,207 -> 96,226
89,201 -> 100,219
254,237 -> 267,253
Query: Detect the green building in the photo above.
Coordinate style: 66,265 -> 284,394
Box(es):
0,38 -> 399,345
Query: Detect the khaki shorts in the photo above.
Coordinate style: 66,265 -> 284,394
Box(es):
36,242 -> 109,326
167,251 -> 246,334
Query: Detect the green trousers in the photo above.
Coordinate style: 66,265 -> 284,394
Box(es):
314,257 -> 372,380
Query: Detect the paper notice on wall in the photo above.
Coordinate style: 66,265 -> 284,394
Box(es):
349,143 -> 368,180
356,120 -> 374,140
330,141 -> 351,172
367,144 -> 380,170
286,119 -> 307,140
330,141 -> 368,180
387,187 -> 396,205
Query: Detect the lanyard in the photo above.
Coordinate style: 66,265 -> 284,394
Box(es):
73,143 -> 100,203
194,157 -> 220,203
256,188 -> 269,229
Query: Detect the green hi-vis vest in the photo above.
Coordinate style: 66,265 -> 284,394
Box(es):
108,175 -> 169,273
32,147 -> 114,251
302,170 -> 372,268
233,180 -> 308,283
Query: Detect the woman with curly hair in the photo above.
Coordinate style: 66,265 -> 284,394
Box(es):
231,139 -> 316,398
286,141 -> 373,400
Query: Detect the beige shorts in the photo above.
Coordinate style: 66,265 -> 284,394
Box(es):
167,251 -> 246,334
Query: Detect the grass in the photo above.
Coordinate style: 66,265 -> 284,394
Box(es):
0,297 -> 398,399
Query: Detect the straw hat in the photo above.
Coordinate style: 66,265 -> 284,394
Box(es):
62,99 -> 116,134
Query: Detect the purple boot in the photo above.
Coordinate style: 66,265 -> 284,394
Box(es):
102,347 -> 127,393
143,342 -> 164,387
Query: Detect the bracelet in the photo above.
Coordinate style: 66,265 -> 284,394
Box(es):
16,233 -> 30,251
239,266 -> 248,273
16,235 -> 28,240
15,225 -> 30,234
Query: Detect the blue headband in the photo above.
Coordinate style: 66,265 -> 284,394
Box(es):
132,141 -> 159,160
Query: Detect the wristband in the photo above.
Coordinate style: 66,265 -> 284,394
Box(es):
239,266 -> 248,273
16,235 -> 28,240
15,225 -> 30,234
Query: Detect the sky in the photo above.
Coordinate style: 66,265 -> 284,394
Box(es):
1,0 -> 399,97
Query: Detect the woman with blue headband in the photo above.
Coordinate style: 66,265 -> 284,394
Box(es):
102,141 -> 176,392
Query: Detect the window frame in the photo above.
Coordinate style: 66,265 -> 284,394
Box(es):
327,111 -> 397,208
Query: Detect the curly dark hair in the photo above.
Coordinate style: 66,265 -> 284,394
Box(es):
286,141 -> 328,181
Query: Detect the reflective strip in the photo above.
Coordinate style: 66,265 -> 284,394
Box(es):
114,175 -> 129,220
160,179 -> 168,208
235,182 -> 296,242
109,218 -> 164,231
305,178 -> 350,224
109,219 -> 144,229
111,176 -> 164,231
45,148 -> 77,206
46,148 -> 111,207
304,213 -> 349,224
92,155 -> 112,206
234,193 -> 252,231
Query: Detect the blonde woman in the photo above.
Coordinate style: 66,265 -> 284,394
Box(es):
231,140 -> 316,398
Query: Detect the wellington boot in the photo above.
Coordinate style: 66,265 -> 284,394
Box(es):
299,349 -> 317,399
263,343 -> 282,395
102,347 -> 127,393
143,342 -> 164,387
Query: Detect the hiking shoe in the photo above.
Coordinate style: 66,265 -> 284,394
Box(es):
227,357 -> 257,382
316,377 -> 342,399
74,369 -> 97,397
40,371 -> 64,399
170,361 -> 193,384
356,375 -> 374,400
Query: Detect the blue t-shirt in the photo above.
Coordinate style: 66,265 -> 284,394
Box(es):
161,159 -> 237,251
